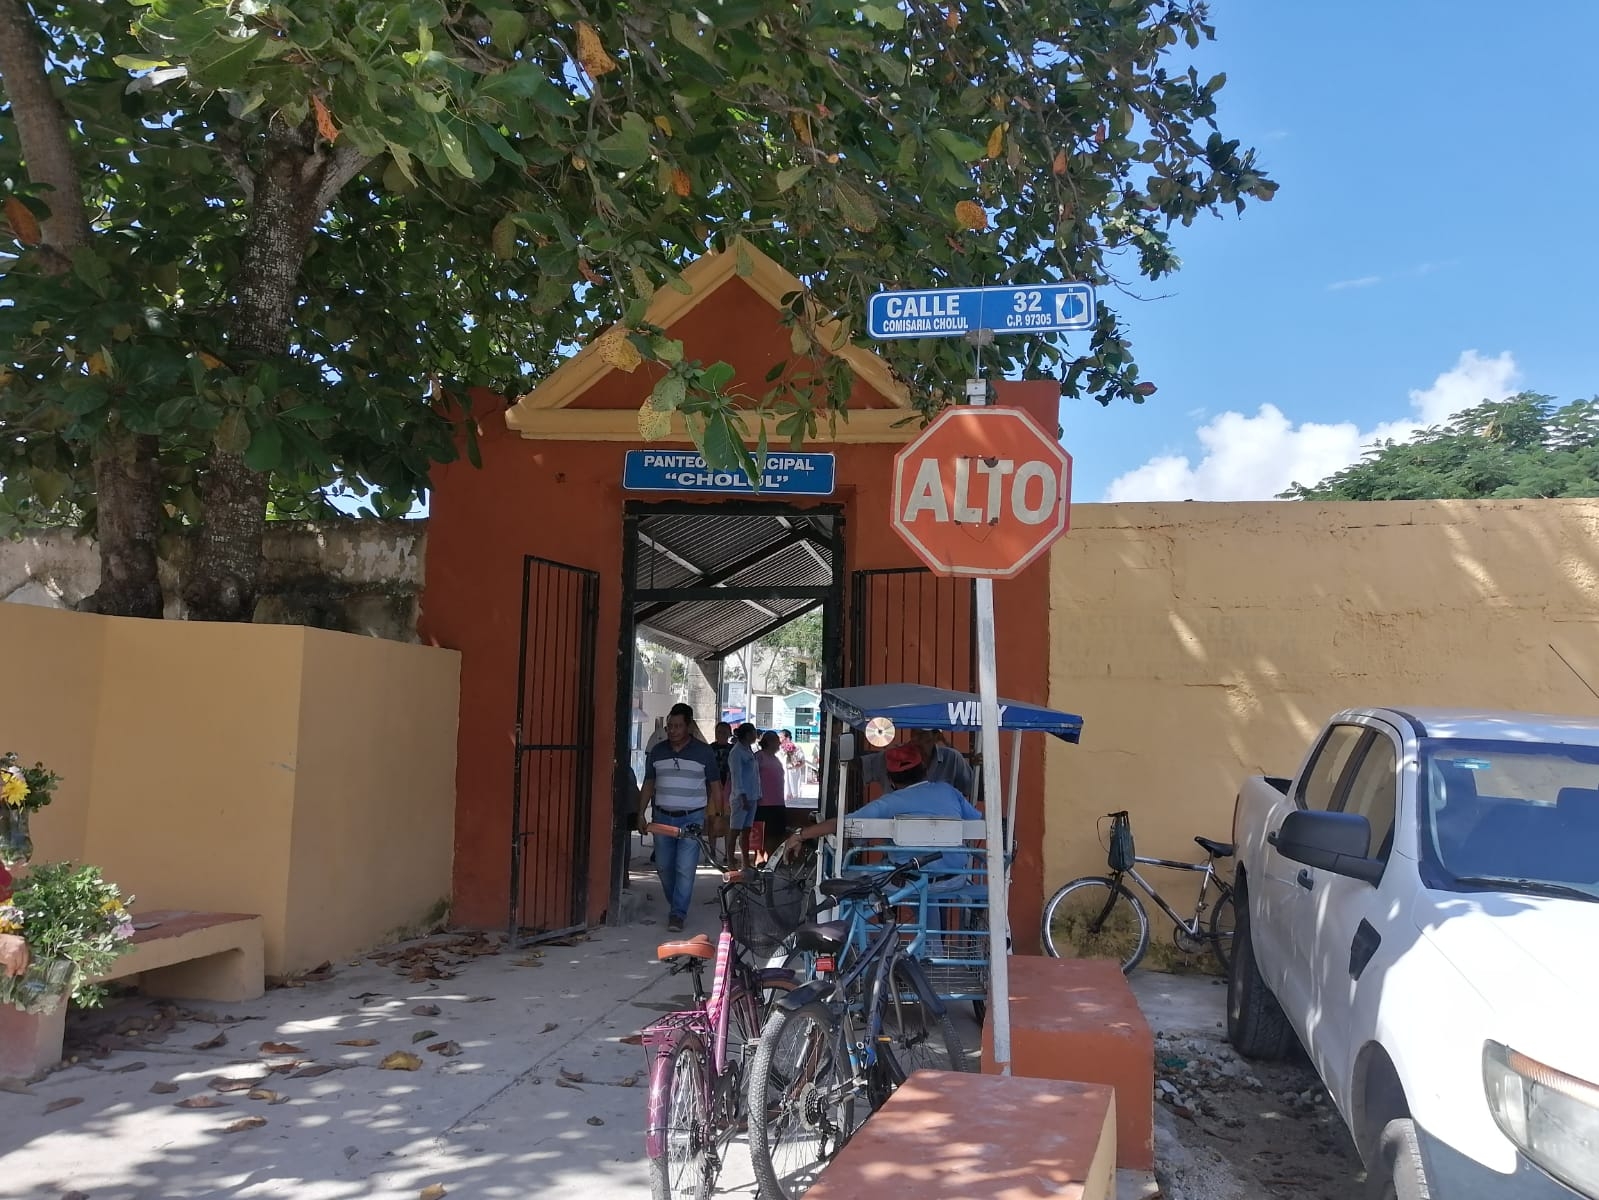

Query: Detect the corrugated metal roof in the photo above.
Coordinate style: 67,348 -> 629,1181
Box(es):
632,512 -> 833,659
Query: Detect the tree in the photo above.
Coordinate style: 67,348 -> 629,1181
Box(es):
1280,394 -> 1599,501
2,0 -> 1276,620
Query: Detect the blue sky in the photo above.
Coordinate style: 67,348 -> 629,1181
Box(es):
1060,0 -> 1599,502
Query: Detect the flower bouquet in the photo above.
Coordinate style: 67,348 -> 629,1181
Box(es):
0,862 -> 135,1013
0,752 -> 61,866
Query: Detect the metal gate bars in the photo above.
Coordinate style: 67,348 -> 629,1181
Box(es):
510,555 -> 600,944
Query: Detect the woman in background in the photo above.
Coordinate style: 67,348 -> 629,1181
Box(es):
754,730 -> 791,861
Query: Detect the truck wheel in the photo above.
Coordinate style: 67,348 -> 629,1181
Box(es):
1367,1118 -> 1432,1200
1226,890 -> 1295,1060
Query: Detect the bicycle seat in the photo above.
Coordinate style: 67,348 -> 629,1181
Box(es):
656,934 -> 714,962
1195,836 -> 1235,858
793,920 -> 850,953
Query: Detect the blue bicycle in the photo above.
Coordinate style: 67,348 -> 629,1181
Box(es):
745,857 -> 971,1200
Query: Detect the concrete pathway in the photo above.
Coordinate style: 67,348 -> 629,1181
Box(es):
0,842 -> 1177,1198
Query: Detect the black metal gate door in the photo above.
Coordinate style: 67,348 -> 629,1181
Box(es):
510,555 -> 599,944
849,567 -> 976,692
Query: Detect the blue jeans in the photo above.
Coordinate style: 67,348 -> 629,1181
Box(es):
653,808 -> 704,920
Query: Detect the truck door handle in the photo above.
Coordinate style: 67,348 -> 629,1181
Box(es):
1296,869 -> 1314,891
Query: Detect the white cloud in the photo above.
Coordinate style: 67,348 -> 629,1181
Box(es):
1102,350 -> 1520,502
1328,275 -> 1383,291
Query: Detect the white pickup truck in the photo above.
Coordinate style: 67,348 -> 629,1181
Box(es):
1228,707 -> 1599,1200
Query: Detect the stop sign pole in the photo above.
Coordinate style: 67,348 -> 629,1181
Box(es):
869,282 -> 1089,1078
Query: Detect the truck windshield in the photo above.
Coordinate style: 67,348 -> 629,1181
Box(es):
1420,739 -> 1599,900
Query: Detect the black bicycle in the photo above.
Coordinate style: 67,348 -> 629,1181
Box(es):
745,858 -> 972,1200
1040,810 -> 1236,974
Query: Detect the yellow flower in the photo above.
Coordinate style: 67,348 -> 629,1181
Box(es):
0,771 -> 27,807
0,918 -> 18,934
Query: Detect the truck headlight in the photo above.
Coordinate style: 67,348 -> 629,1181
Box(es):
1483,1040 -> 1599,1197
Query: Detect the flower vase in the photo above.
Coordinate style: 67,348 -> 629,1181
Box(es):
0,956 -> 75,1015
0,806 -> 32,867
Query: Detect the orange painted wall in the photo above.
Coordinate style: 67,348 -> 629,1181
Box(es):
419,288 -> 1060,941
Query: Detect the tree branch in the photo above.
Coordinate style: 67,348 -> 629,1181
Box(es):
0,0 -> 92,263
311,142 -> 373,213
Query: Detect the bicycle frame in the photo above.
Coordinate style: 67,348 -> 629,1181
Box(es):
1112,854 -> 1224,937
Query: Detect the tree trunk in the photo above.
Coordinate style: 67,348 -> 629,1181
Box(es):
182,129 -> 369,621
0,0 -> 164,616
80,434 -> 165,618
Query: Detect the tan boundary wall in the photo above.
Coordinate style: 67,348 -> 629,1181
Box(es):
0,605 -> 459,974
1045,499 -> 1599,920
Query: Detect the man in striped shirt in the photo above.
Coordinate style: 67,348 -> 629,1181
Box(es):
641,706 -> 723,931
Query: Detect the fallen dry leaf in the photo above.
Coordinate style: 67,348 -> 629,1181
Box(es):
427,1041 -> 462,1057
247,1088 -> 280,1102
619,1073 -> 639,1087
293,1064 -> 336,1078
554,1077 -> 582,1090
559,1068 -> 584,1083
587,1115 -> 605,1126
0,1078 -> 33,1096
380,1051 -> 423,1072
193,1031 -> 227,1050
463,996 -> 493,1004
260,1042 -> 304,1055
336,1038 -> 379,1047
513,956 -> 545,968
3,196 -> 40,246
211,1076 -> 268,1093
540,1022 -> 559,1034
149,1081 -> 179,1095
267,1061 -> 305,1074
411,1030 -> 438,1044
223,1115 -> 267,1133
45,1097 -> 83,1114
420,1185 -> 448,1200
412,1004 -> 441,1017
110,1060 -> 147,1074
177,1095 -> 228,1109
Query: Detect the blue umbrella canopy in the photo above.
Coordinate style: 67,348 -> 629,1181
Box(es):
821,684 -> 1083,743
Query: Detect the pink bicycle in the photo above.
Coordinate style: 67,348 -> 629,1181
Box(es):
640,822 -> 804,1200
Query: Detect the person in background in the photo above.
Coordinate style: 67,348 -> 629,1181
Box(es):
709,721 -> 734,864
861,727 -> 974,799
638,706 -> 722,932
727,723 -> 762,870
782,743 -> 983,885
0,862 -> 28,977
755,730 -> 792,861
782,732 -> 808,805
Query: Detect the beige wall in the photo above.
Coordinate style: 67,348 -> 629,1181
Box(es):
285,627 -> 459,967
0,607 -> 459,974
1046,499 -> 1599,914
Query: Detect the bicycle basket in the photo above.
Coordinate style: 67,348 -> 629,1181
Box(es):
1107,811 -> 1136,873
727,866 -> 815,957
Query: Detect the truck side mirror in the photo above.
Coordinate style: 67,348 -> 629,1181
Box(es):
1270,809 -> 1384,885
837,732 -> 856,762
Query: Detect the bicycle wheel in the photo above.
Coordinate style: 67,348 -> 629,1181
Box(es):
647,1041 -> 712,1200
1040,875 -> 1150,972
1208,886 -> 1237,975
881,957 -> 969,1077
748,1002 -> 857,1200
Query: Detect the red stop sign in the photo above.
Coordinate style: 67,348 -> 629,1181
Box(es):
891,407 -> 1073,579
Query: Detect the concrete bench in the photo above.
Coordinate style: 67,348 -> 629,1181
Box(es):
0,910 -> 264,1079
803,1070 -> 1116,1200
982,955 -> 1155,1172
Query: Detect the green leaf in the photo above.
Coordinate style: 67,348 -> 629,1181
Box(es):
484,6 -> 529,51
1206,72 -> 1228,94
595,112 -> 654,170
112,54 -> 169,71
215,409 -> 250,455
775,164 -> 811,193
652,337 -> 685,364
832,181 -> 880,232
69,248 -> 111,298
860,3 -> 906,30
436,123 -> 475,178
243,421 -> 283,472
735,243 -> 754,277
491,215 -> 517,260
895,134 -> 918,175
932,128 -> 987,162
651,374 -> 687,411
187,33 -> 265,89
701,361 -> 736,392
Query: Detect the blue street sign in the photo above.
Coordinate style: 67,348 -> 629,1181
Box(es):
866,282 -> 1095,340
623,450 -> 836,496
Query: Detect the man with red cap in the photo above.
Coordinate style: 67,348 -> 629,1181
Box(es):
782,741 -> 984,882
0,861 -> 28,977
